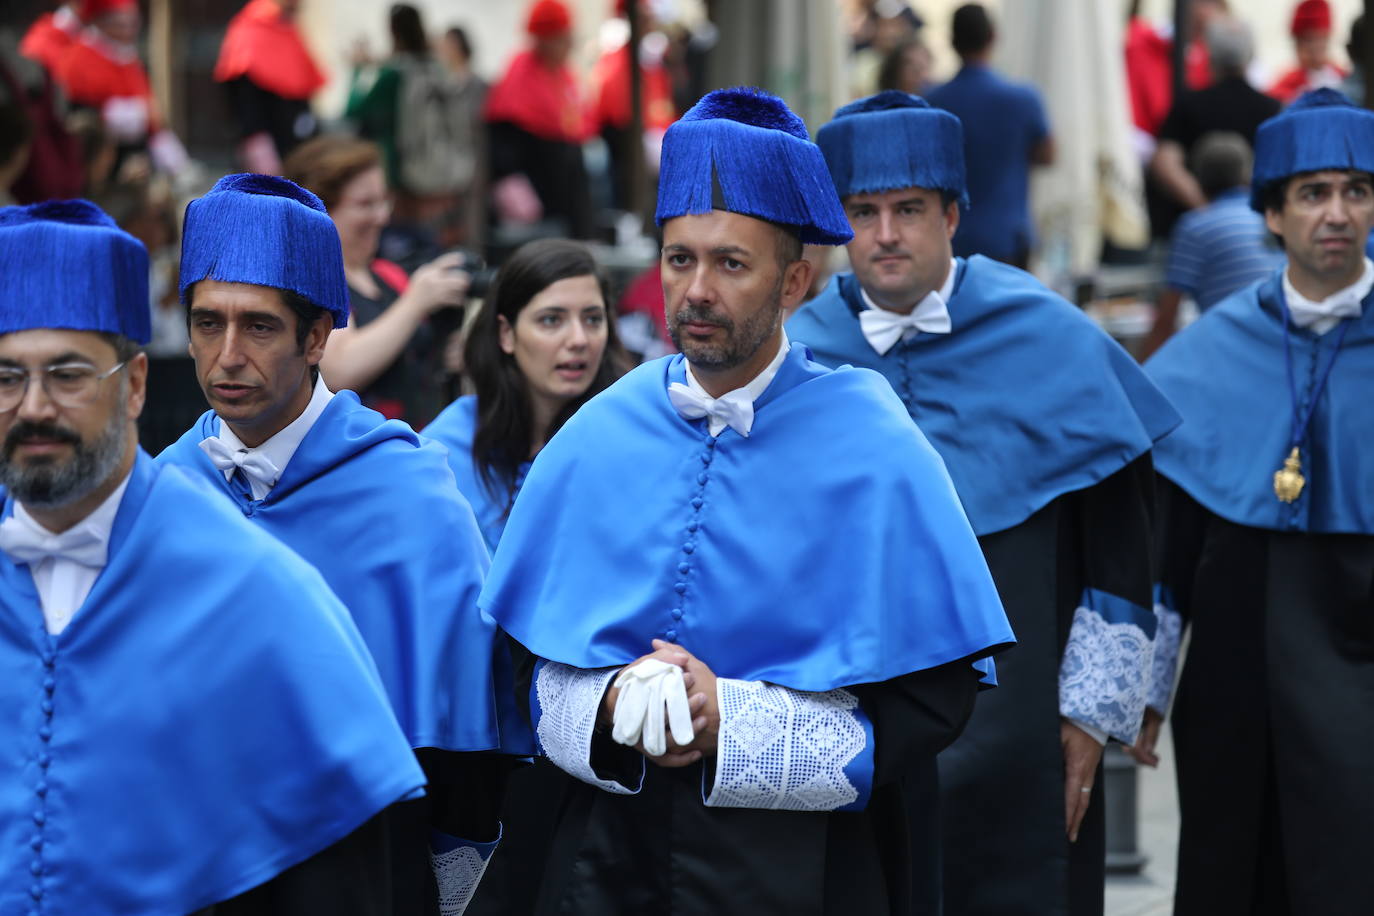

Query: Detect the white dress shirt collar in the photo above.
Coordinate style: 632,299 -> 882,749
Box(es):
858,258 -> 957,354
9,466 -> 132,635
214,373 -> 334,500
682,332 -> 791,437
1283,258 -> 1373,335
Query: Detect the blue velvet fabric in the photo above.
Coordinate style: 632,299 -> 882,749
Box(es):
179,174 -> 350,327
422,396 -> 529,552
480,345 -> 1014,692
1146,270 -> 1374,533
788,257 -> 1180,536
0,200 -> 150,343
0,453 -> 424,916
158,392 -> 531,753
655,87 -> 853,246
1249,89 -> 1374,211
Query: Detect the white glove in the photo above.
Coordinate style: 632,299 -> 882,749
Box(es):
611,659 -> 696,757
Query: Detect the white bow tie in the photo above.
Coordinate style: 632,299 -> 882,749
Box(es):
858,293 -> 952,355
199,436 -> 280,493
0,514 -> 108,569
667,383 -> 755,438
1287,291 -> 1363,331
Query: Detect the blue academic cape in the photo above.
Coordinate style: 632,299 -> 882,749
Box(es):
480,345 -> 1014,693
423,395 -> 527,552
788,257 -> 1180,536
1146,270 -> 1374,534
159,390 -> 527,753
0,452 -> 424,916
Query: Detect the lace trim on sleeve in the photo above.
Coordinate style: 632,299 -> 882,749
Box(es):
430,831 -> 499,916
704,678 -> 872,812
533,662 -> 642,794
1148,594 -> 1184,714
1058,588 -> 1156,744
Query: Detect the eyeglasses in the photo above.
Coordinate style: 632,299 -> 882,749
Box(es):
0,361 -> 128,412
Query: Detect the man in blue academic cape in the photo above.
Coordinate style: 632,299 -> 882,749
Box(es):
156,174 -> 518,915
477,86 -> 1015,915
787,91 -> 1180,916
1142,88 -> 1374,915
0,199 -> 426,915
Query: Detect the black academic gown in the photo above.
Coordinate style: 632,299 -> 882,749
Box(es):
510,646 -> 981,916
1156,477 -> 1374,916
200,750 -> 507,915
925,457 -> 1156,916
790,266 -> 1172,916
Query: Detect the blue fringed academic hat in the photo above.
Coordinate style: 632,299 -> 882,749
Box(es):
0,199 -> 150,344
654,87 -> 853,245
1251,88 -> 1374,212
816,90 -> 968,206
180,173 -> 349,327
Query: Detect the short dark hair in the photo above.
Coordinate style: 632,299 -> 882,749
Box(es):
1191,131 -> 1251,199
951,4 -> 995,57
772,224 -> 804,271
390,3 -> 428,55
185,283 -> 328,352
445,26 -> 473,61
96,332 -> 144,364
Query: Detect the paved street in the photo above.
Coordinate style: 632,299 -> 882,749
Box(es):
1106,729 -> 1179,916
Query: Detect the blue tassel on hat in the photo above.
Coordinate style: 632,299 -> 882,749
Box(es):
655,87 -> 853,246
0,199 -> 151,344
1251,88 -> 1374,211
816,90 -> 968,207
180,174 -> 350,328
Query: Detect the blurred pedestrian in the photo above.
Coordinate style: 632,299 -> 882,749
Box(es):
876,36 -> 933,96
1150,17 -> 1278,212
589,0 -> 677,210
927,4 -> 1053,267
484,0 -> 593,238
214,0 -> 325,174
791,90 -> 1178,916
1143,89 -> 1374,915
18,1 -> 81,74
1142,131 -> 1284,357
1270,0 -> 1346,105
53,0 -> 186,180
284,134 -> 470,425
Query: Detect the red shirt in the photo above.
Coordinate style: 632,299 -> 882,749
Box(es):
485,49 -> 589,144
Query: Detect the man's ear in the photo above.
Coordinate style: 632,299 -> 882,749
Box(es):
944,200 -> 961,240
303,314 -> 333,366
125,351 -> 149,422
780,256 -> 816,312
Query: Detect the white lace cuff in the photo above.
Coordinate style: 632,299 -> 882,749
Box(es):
1058,588 -> 1156,745
532,661 -> 643,794
430,828 -> 499,916
1148,593 -> 1184,714
704,678 -> 873,812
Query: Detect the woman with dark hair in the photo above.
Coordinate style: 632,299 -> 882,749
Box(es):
424,238 -> 625,550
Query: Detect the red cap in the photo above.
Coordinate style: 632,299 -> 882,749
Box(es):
80,0 -> 137,19
527,0 -> 572,37
1291,0 -> 1332,36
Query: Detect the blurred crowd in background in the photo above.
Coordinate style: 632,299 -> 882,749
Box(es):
0,0 -> 1366,443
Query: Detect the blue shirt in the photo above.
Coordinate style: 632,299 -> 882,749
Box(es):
927,64 -> 1049,262
1165,189 -> 1284,310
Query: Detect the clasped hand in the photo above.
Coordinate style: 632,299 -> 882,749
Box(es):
600,640 -> 720,767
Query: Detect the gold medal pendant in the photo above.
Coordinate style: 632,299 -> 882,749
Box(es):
1273,446 -> 1306,503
